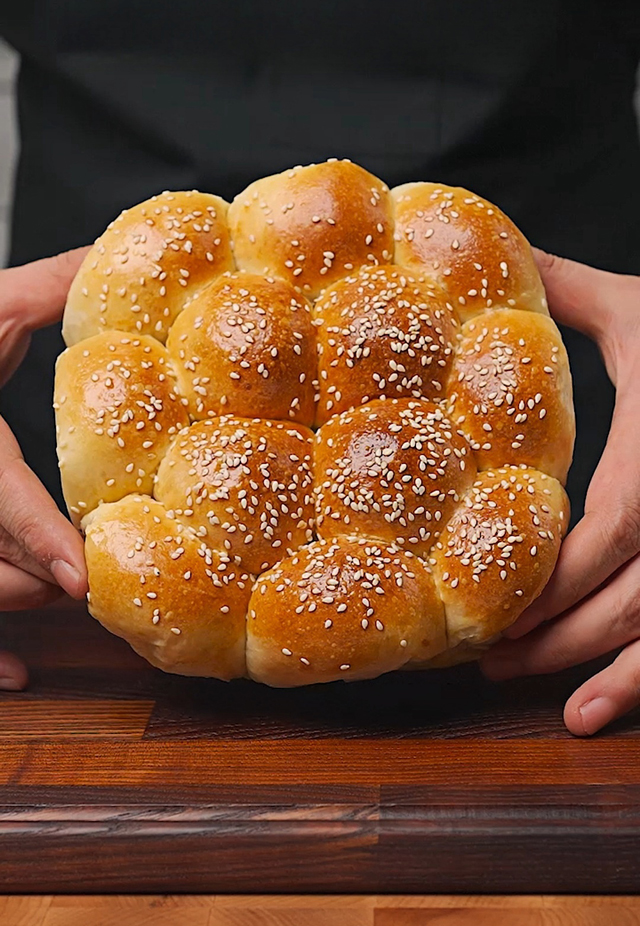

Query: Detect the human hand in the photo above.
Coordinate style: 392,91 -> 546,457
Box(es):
0,248 -> 89,689
481,249 -> 640,736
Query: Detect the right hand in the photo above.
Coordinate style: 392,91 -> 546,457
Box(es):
0,248 -> 90,689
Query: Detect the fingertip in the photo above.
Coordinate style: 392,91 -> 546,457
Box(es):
564,695 -> 616,737
0,651 -> 28,691
563,699 -> 589,737
50,558 -> 88,599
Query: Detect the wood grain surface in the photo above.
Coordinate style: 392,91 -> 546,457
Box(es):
0,604 -> 639,893
2,895 -> 640,926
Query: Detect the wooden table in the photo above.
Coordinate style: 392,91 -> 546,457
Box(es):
4,894 -> 640,925
0,603 -> 639,895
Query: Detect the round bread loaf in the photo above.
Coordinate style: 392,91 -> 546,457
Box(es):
56,158 -> 575,686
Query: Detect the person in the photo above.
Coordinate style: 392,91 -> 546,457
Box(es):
0,2 -> 638,733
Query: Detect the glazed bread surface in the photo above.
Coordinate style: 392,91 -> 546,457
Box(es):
56,159 -> 575,686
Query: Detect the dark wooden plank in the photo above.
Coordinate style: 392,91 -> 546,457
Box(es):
2,830 -> 640,894
4,607 -> 637,741
1,603 -> 147,671
0,701 -> 153,739
0,784 -> 380,808
1,606 -> 640,893
1,785 -> 640,892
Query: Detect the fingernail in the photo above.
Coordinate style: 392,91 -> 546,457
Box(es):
482,655 -> 521,681
579,697 -> 615,735
50,559 -> 81,595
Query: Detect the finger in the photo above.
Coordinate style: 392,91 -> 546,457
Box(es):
0,418 -> 87,599
0,530 -> 55,583
533,248 -> 639,341
502,510 -> 605,640
0,330 -> 30,389
0,650 -> 28,691
564,637 -> 640,736
0,559 -> 64,612
481,553 -> 640,680
0,247 -> 89,331
504,386 -> 640,639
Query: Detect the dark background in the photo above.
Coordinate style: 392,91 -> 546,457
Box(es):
1,1 -> 639,526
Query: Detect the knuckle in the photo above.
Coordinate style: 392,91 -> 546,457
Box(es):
607,590 -> 639,639
10,515 -> 47,564
0,529 -> 18,563
606,503 -> 640,564
533,249 -> 560,275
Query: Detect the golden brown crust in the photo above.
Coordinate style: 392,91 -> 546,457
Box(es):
83,496 -> 252,679
64,191 -> 235,345
315,398 -> 476,556
154,416 -> 315,574
228,160 -> 394,298
246,536 -> 446,686
54,332 -> 189,526
430,466 -> 569,646
447,309 -> 575,482
166,271 -> 317,426
314,264 -> 458,425
392,182 -> 547,322
56,159 -> 575,686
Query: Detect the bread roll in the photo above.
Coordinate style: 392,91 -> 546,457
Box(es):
54,332 -> 189,526
246,536 -> 446,686
314,264 -> 458,425
166,271 -> 317,426
392,182 -> 547,321
315,397 -> 476,557
228,159 -> 394,298
154,416 -> 315,574
430,466 -> 569,647
55,158 -> 576,685
83,496 -> 251,679
64,191 -> 234,345
448,309 -> 575,482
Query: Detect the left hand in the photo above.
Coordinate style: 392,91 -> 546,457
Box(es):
0,248 -> 90,689
481,249 -> 640,736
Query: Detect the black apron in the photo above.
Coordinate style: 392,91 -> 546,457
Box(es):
2,0 -> 639,525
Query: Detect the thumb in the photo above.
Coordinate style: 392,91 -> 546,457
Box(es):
532,248 -> 637,341
0,418 -> 87,599
1,246 -> 90,331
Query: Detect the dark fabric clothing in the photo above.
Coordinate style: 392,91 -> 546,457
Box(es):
1,1 -> 639,523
